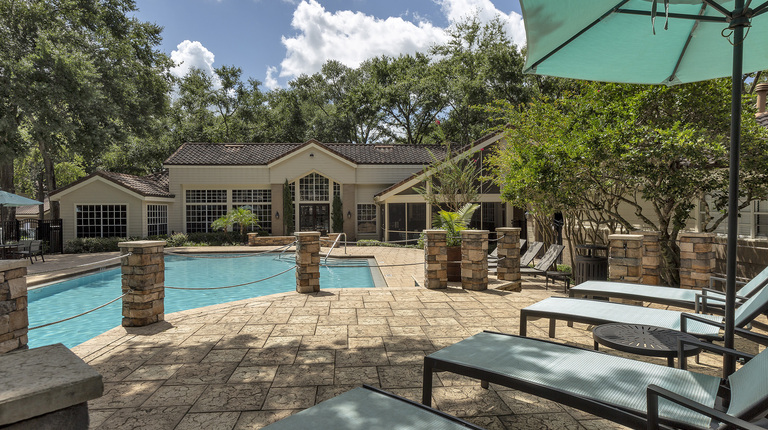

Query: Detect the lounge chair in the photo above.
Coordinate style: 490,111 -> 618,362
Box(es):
520,243 -> 565,277
489,241 -> 543,274
17,239 -> 44,264
423,331 -> 768,429
520,276 -> 768,343
263,385 -> 483,429
569,266 -> 768,313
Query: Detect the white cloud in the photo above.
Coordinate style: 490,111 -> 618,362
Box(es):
170,40 -> 217,79
436,0 -> 526,47
264,66 -> 281,90
279,0 -> 448,78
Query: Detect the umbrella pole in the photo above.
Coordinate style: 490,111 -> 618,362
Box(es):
724,3 -> 745,377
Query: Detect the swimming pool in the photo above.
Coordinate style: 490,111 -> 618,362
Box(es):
27,254 -> 381,348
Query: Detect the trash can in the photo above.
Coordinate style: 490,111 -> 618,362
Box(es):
573,245 -> 608,285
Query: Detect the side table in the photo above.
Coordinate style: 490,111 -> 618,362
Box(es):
593,323 -> 702,367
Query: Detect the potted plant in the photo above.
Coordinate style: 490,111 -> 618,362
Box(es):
432,203 -> 479,281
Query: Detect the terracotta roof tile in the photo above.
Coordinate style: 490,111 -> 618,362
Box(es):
50,170 -> 172,198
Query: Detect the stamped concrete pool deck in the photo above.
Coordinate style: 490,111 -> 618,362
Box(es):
24,247 -> 767,429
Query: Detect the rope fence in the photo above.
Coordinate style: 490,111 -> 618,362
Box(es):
29,290 -> 132,330
163,242 -> 297,259
164,265 -> 297,290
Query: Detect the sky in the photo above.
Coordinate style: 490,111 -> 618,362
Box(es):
132,0 -> 525,91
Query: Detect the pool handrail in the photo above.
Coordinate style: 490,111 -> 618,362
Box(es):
324,233 -> 347,263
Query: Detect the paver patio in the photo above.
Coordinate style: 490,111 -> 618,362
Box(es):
25,247 -> 767,429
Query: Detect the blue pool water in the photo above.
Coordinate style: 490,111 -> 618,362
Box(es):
27,254 -> 376,348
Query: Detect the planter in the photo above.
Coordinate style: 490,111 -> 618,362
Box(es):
447,245 -> 461,282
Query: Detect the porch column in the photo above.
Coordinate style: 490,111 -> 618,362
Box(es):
679,232 -> 715,290
495,227 -> 522,292
119,240 -> 166,327
0,260 -> 29,353
295,231 -> 321,293
461,230 -> 488,291
423,230 -> 447,289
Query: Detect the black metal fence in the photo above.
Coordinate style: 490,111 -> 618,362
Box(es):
1,219 -> 63,254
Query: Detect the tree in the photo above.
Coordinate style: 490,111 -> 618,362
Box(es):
0,0 -> 173,218
415,148 -> 481,213
332,194 -> 343,233
282,179 -> 295,234
487,79 -> 768,286
211,207 -> 259,237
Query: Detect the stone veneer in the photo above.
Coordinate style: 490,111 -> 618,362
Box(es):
119,241 -> 166,327
639,231 -> 661,286
248,234 -> 296,247
423,230 -> 447,289
608,234 -> 643,283
461,230 -> 488,291
679,232 -> 715,290
495,227 -> 522,291
0,260 -> 29,354
295,232 -> 320,293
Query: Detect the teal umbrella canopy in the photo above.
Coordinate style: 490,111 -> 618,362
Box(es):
0,190 -> 42,207
522,0 -> 768,85
519,0 -> 768,377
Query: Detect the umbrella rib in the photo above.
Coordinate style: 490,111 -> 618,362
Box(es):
667,4 -> 708,84
701,0 -> 733,18
615,9 -> 726,23
525,0 -> 632,73
751,1 -> 768,16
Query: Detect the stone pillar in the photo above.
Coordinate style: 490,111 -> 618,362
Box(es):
423,230 -> 448,289
119,241 -> 166,327
495,227 -> 521,292
608,234 -> 643,283
461,230 -> 488,291
679,232 -> 715,290
295,231 -> 321,294
639,231 -> 662,286
0,260 -> 29,354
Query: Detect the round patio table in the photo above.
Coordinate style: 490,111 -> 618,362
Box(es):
592,323 -> 702,367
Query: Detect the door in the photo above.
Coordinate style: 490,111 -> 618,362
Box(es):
299,204 -> 329,234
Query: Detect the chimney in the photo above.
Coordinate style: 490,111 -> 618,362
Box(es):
756,83 -> 768,114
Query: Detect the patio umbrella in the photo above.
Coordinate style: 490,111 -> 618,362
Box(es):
519,0 -> 768,376
0,190 -> 43,244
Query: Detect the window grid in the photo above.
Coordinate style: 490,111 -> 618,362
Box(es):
186,189 -> 227,203
333,183 -> 340,197
186,205 -> 228,233
357,204 -> 377,234
234,204 -> 272,234
147,205 -> 168,236
76,205 -> 127,238
299,173 -> 329,202
232,189 -> 272,203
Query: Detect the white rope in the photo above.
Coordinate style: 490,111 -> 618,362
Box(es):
29,290 -> 132,330
163,242 -> 297,259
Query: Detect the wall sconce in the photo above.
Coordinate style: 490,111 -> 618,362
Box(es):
347,211 -> 352,219
275,211 -> 280,219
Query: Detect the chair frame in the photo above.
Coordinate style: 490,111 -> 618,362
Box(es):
422,331 -> 768,430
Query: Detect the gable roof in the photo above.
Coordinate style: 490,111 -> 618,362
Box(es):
50,170 -> 172,198
164,141 -> 450,166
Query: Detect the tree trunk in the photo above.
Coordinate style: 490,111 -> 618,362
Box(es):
0,159 -> 14,223
38,138 -> 60,219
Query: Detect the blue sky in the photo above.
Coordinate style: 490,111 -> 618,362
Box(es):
132,0 -> 525,91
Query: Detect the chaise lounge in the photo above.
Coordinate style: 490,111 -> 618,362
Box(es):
263,385 -> 483,429
520,276 -> 768,343
569,266 -> 768,313
422,331 -> 768,429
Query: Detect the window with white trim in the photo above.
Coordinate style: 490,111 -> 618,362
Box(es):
233,189 -> 272,233
147,205 -> 168,236
299,173 -> 329,202
357,204 -> 377,234
186,190 -> 227,233
76,205 -> 127,238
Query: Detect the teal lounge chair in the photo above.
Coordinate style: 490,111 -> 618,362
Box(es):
569,266 -> 768,313
263,385 -> 482,429
521,276 -> 768,343
423,331 -> 767,429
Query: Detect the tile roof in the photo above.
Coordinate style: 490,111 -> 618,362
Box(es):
163,142 -> 450,166
50,170 -> 172,198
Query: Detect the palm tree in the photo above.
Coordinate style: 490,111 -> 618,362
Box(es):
432,203 -> 479,246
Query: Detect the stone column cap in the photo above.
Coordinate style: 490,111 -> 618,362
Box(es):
0,344 -> 103,426
678,231 -> 715,238
295,231 -> 321,237
495,227 -> 521,233
608,234 -> 643,241
0,260 -> 29,271
461,230 -> 489,236
118,240 -> 167,249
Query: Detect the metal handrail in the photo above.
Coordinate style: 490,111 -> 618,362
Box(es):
323,233 -> 347,263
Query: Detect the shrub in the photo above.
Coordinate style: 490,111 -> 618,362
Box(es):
357,239 -> 421,249
64,237 -> 137,253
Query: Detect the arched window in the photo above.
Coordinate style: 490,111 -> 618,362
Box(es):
299,173 -> 329,202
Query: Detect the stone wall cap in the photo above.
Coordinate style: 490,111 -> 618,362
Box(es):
294,231 -> 321,237
0,343 -> 103,426
678,231 -> 715,238
0,260 -> 29,271
608,234 -> 643,240
118,240 -> 167,248
461,230 -> 489,234
423,229 -> 448,234
495,227 -> 521,232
